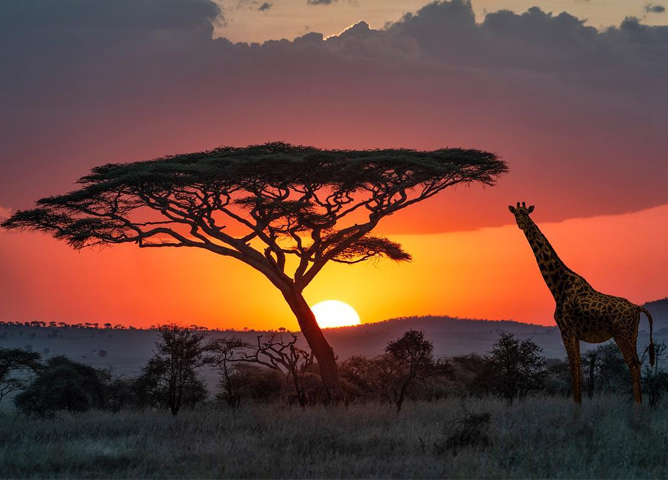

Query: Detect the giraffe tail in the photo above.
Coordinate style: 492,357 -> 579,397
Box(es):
640,307 -> 655,367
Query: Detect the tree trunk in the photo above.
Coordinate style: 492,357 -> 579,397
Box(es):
283,288 -> 344,402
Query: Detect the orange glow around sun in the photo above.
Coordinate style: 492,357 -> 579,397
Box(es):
311,300 -> 362,329
0,205 -> 666,330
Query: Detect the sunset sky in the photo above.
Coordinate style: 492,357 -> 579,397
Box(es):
0,0 -> 666,330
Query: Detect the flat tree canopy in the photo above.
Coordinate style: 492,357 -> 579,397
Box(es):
3,141 -> 507,399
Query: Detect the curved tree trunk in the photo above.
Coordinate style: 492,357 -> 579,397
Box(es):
283,288 -> 344,402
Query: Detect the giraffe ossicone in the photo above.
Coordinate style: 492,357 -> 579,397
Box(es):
509,202 -> 655,404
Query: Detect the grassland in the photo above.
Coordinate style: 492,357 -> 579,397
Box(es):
1,395 -> 667,479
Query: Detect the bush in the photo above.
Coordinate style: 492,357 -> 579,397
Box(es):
0,347 -> 42,404
338,332 -> 452,409
215,363 -> 283,406
15,356 -> 107,417
134,324 -> 210,415
134,357 -> 207,413
436,407 -> 491,456
483,332 -> 547,403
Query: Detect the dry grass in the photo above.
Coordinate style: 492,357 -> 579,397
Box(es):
1,395 -> 667,478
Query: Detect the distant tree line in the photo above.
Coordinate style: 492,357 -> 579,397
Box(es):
2,326 -> 666,417
0,321 -> 291,333
0,321 -> 135,329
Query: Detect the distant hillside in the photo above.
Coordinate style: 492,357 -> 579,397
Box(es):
323,316 -> 563,359
0,315 -> 564,377
0,305 -> 664,379
644,298 -> 668,332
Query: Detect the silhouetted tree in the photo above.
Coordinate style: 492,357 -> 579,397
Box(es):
339,355 -> 377,398
338,332 -> 451,407
591,342 -> 629,394
449,353 -> 492,397
209,337 -> 251,408
212,334 -> 315,406
15,356 -> 106,416
2,142 -> 506,400
385,330 -> 452,411
543,358 -> 571,396
134,324 -> 209,415
485,332 -> 547,403
582,349 -> 601,399
214,364 -> 283,405
0,348 -> 41,404
639,341 -> 668,407
100,368 -> 137,413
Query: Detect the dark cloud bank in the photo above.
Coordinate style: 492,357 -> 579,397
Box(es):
1,0 -> 667,232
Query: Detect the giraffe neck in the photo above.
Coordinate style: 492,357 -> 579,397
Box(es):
522,218 -> 573,300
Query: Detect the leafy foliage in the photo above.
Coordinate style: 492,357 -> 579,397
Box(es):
339,330 -> 452,409
210,334 -> 316,406
134,324 -> 209,415
14,356 -> 107,417
1,142 -> 506,290
0,348 -> 41,404
213,363 -> 284,407
1,142 -> 506,400
484,332 -> 547,403
384,329 -> 453,411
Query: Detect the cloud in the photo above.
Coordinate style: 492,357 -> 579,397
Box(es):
644,3 -> 666,13
0,0 -> 667,233
0,0 -> 221,30
258,2 -> 273,11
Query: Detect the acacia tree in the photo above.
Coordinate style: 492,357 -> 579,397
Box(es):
210,334 -> 315,406
2,142 -> 506,400
385,330 -> 451,412
486,332 -> 547,403
135,324 -> 210,415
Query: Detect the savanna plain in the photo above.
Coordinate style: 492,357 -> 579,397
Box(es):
2,396 -> 667,479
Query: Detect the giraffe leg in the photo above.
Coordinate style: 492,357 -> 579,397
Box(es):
562,332 -> 582,404
615,336 -> 642,405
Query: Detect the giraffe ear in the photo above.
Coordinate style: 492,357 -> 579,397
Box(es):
527,205 -> 535,213
508,205 -> 516,214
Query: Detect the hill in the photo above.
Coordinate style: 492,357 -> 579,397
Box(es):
645,297 -> 668,332
0,300 -> 664,378
323,316 -> 563,359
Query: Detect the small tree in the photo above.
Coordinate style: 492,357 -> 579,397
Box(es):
135,324 -> 209,415
385,330 -> 451,412
485,332 -> 547,403
0,348 -> 42,404
15,356 -> 107,416
640,341 -> 668,407
209,337 -> 251,408
449,353 -> 492,397
214,364 -> 283,405
100,368 -> 137,413
582,349 -> 601,399
2,142 -> 506,400
339,355 -> 377,398
589,342 -> 629,394
211,334 -> 315,406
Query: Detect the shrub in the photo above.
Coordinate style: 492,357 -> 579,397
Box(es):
133,324 -> 210,415
435,406 -> 491,456
15,356 -> 106,417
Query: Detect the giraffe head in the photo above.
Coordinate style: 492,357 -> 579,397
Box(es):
508,201 -> 535,231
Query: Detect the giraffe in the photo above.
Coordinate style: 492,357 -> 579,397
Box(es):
509,202 -> 655,404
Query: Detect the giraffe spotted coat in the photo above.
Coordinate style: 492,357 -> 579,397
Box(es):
509,202 -> 655,404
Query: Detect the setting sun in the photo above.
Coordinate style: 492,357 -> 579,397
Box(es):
311,300 -> 362,329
